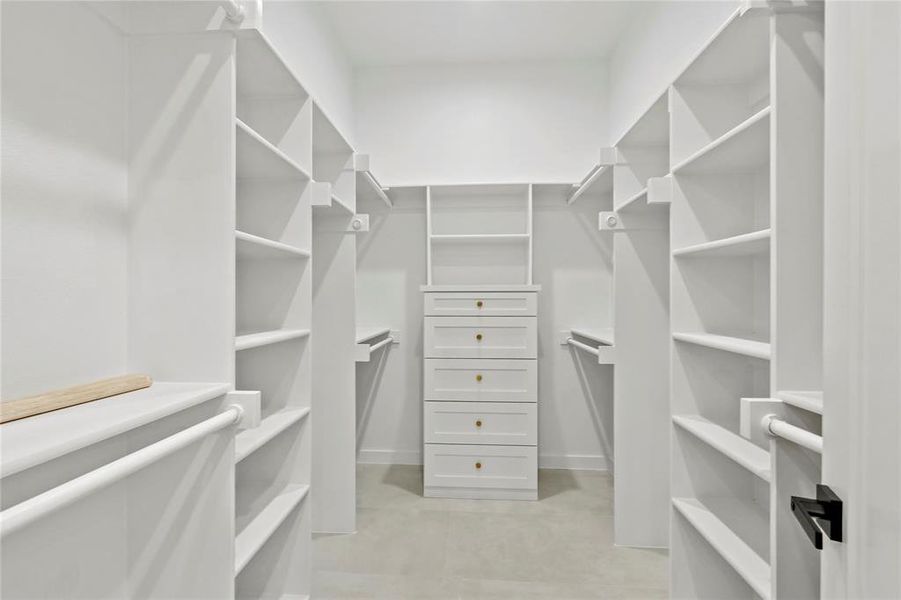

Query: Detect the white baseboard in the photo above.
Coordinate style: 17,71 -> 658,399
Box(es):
357,449 -> 422,465
538,453 -> 611,471
357,449 -> 611,471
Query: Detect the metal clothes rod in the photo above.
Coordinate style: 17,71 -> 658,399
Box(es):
764,415 -> 823,454
567,337 -> 600,357
0,405 -> 244,538
369,336 -> 394,354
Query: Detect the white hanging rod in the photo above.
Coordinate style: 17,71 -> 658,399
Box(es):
363,171 -> 392,208
369,336 -> 394,354
0,405 -> 244,538
222,0 -> 245,23
566,337 -> 600,357
762,414 -> 823,454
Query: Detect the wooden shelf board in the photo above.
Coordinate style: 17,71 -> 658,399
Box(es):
235,328 -> 310,352
777,390 -> 823,415
673,414 -> 771,481
570,328 -> 615,347
234,483 -> 310,576
673,332 -> 771,360
236,119 -> 311,181
0,382 -> 230,478
673,229 -> 771,258
235,407 -> 310,464
236,230 -> 310,260
673,497 -> 771,600
672,107 -> 771,175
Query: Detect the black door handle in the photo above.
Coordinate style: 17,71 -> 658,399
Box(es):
791,484 -> 843,550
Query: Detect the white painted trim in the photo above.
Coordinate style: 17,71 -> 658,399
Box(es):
356,449 -> 422,465
356,450 -> 611,472
538,453 -> 610,471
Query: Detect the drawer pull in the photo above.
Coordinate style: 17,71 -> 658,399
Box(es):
476,300 -> 484,308
475,462 -> 482,470
475,374 -> 483,382
475,420 -> 482,428
476,333 -> 483,342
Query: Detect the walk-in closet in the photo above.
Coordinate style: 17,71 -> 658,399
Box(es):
2,1 -> 900,599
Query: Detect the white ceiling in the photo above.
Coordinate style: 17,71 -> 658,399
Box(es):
317,1 -> 654,68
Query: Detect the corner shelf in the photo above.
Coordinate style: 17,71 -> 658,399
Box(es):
234,483 -> 310,576
672,497 -> 771,600
673,229 -> 771,258
673,332 -> 771,360
235,328 -> 311,352
236,119 -> 311,181
671,107 -> 771,175
236,231 -> 311,260
235,407 -> 311,463
673,414 -> 771,481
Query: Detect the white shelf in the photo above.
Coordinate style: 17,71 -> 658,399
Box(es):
357,170 -> 392,208
236,231 -> 311,260
672,107 -> 771,175
673,414 -> 771,481
236,119 -> 311,181
615,187 -> 648,212
420,284 -> 542,293
235,329 -> 311,352
672,497 -> 771,600
673,229 -> 771,258
777,390 -> 823,415
673,332 -> 771,360
236,29 -> 307,99
0,382 -> 230,478
235,483 -> 310,576
570,328 -> 615,347
356,327 -> 390,344
235,407 -> 311,463
312,191 -> 354,215
430,233 -> 529,243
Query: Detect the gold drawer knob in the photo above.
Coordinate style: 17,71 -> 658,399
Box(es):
476,374 -> 483,382
476,333 -> 483,341
476,300 -> 484,308
475,462 -> 482,470
475,420 -> 483,428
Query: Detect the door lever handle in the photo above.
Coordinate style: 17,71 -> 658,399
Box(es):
791,484 -> 843,549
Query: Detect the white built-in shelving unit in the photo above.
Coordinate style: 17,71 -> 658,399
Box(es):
233,27 -> 313,599
669,5 -> 824,599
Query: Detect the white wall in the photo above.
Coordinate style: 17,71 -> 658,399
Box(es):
607,0 -> 740,143
262,1 -> 357,146
1,1 -> 128,399
354,60 -> 607,185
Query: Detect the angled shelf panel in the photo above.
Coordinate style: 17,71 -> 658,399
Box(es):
570,328 -> 615,347
672,107 -> 770,175
235,407 -> 311,464
673,332 -> 771,360
235,29 -> 308,99
673,229 -> 771,258
777,390 -> 823,415
568,163 -> 613,205
235,483 -> 310,576
235,328 -> 311,352
672,497 -> 771,600
673,415 -> 771,481
236,119 -> 311,181
236,230 -> 311,260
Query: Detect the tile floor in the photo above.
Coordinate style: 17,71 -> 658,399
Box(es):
313,465 -> 668,599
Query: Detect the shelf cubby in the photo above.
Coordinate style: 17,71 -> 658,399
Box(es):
236,119 -> 311,181
236,407 -> 311,463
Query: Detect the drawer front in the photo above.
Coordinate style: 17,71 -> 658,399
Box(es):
425,402 -> 537,446
424,316 -> 537,359
424,358 -> 537,402
424,444 -> 537,490
424,292 -> 537,317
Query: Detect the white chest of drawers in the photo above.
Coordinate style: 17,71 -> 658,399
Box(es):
422,287 -> 539,500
